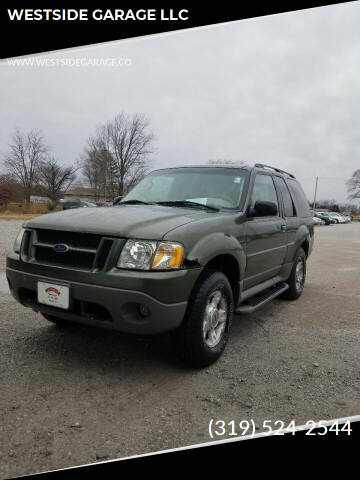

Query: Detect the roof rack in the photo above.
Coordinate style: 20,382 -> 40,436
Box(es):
254,163 -> 295,178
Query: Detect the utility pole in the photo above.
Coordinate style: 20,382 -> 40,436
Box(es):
312,176 -> 318,212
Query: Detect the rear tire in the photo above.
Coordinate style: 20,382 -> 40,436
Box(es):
282,247 -> 306,300
171,270 -> 234,368
42,313 -> 72,327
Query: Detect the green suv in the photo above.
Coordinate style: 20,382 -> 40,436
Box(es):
7,164 -> 314,367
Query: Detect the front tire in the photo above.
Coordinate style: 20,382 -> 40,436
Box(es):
282,247 -> 306,300
171,270 -> 234,368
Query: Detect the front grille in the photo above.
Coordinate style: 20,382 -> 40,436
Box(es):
35,246 -> 95,269
36,229 -> 102,250
29,229 -> 114,271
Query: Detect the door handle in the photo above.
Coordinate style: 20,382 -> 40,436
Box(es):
280,224 -> 287,232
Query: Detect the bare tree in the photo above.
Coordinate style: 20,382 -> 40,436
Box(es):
316,199 -> 340,212
82,149 -> 102,201
82,141 -> 116,201
0,174 -> 22,209
38,156 -> 78,208
125,162 -> 148,193
2,128 -> 47,202
338,202 -> 360,215
346,169 -> 360,200
83,112 -> 154,198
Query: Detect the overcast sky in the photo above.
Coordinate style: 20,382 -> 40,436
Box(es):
1,2 -> 360,203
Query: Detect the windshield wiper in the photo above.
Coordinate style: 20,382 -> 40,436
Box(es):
119,199 -> 153,205
156,200 -> 219,212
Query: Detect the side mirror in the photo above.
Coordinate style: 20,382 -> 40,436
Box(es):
251,200 -> 278,217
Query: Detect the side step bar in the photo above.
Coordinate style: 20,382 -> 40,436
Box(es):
236,283 -> 289,314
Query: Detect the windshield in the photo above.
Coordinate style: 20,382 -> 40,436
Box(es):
121,167 -> 249,210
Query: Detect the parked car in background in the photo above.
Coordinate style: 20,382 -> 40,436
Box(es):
61,201 -> 97,210
329,212 -> 346,223
315,212 -> 331,225
341,214 -> 351,223
113,196 -> 123,205
310,210 -> 331,225
319,212 -> 338,224
312,216 -> 325,226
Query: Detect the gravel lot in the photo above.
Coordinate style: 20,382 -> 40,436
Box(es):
0,220 -> 23,272
0,221 -> 359,478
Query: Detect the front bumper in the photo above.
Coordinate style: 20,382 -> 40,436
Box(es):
6,266 -> 193,334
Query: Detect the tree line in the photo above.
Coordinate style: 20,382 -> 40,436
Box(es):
0,129 -> 78,208
1,112 -> 360,211
314,199 -> 360,215
0,112 -> 155,208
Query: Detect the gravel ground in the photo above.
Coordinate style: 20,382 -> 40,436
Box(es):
0,221 -> 359,478
0,220 -> 23,271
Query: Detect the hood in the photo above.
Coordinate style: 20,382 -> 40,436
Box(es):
24,205 -> 214,240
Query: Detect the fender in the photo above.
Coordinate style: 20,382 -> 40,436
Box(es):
292,224 -> 312,259
185,232 -> 246,280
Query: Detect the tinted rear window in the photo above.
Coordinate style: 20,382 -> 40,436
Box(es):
286,179 -> 311,217
273,176 -> 295,217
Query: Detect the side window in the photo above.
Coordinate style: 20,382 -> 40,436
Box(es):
287,179 -> 311,217
250,174 -> 279,214
273,176 -> 296,217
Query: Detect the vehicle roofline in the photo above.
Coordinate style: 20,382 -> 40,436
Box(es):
147,164 -> 296,178
148,164 -> 252,173
254,163 -> 296,178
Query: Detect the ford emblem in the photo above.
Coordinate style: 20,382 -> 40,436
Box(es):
53,244 -> 69,253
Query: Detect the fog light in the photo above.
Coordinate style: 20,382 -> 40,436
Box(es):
138,304 -> 150,317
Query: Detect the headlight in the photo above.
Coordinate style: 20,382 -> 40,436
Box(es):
13,228 -> 25,253
152,242 -> 184,270
118,240 -> 157,270
117,240 -> 184,270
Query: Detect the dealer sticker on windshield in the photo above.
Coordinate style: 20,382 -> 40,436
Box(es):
37,281 -> 70,310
